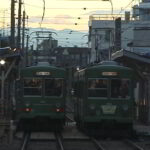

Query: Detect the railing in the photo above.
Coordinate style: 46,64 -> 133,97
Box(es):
89,14 -> 136,21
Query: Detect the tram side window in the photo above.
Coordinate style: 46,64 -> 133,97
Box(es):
45,79 -> 63,97
88,79 -> 108,98
24,78 -> 42,96
111,79 -> 130,99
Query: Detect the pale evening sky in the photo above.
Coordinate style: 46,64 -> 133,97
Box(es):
0,0 -> 140,31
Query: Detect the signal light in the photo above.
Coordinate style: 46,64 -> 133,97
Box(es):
22,108 -> 32,112
55,108 -> 64,112
56,108 -> 60,112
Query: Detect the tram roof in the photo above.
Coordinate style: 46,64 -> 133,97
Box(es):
21,64 -> 65,72
86,60 -> 132,72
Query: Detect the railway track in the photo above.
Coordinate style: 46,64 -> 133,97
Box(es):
11,131 -> 150,150
91,138 -> 145,150
19,132 -> 64,150
20,132 -> 30,150
55,136 -> 145,150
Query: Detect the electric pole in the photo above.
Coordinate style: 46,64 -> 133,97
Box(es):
17,0 -> 22,50
115,17 -> 121,52
10,0 -> 16,48
26,35 -> 29,66
22,11 -> 25,52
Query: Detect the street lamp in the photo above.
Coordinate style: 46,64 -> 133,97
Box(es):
0,60 -> 6,65
0,59 -> 6,115
76,66 -> 80,71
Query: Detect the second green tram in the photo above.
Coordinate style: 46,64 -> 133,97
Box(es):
74,61 -> 136,133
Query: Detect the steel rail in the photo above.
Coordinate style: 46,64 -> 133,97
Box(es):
20,132 -> 31,150
124,139 -> 144,150
91,138 -> 106,150
55,133 -> 64,150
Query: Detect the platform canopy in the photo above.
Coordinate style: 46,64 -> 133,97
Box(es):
111,49 -> 150,78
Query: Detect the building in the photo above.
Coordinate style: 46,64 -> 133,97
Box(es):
28,36 -> 58,65
112,49 -> 150,124
88,0 -> 150,124
0,35 -> 10,48
88,0 -> 150,63
52,47 -> 90,68
39,38 -> 58,51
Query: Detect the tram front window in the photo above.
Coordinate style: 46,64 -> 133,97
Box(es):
111,79 -> 130,99
88,79 -> 108,98
45,79 -> 63,97
24,78 -> 42,96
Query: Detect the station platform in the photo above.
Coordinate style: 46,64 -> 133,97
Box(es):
0,119 -> 10,138
134,123 -> 150,136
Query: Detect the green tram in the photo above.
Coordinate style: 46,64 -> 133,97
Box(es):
73,61 -> 136,133
16,62 -> 66,130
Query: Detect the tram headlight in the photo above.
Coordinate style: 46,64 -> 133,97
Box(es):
55,103 -> 64,112
89,104 -> 95,110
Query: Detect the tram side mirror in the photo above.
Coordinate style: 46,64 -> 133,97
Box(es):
71,89 -> 75,96
133,81 -> 137,88
15,80 -> 22,96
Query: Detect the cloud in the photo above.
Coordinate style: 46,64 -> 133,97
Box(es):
28,16 -> 42,23
28,15 -> 74,24
82,9 -> 130,16
49,15 -> 73,24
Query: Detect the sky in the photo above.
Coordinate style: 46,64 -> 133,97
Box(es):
0,0 -> 140,31
0,0 -> 140,47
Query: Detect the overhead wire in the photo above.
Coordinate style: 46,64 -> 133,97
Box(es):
24,2 -> 120,10
39,0 -> 45,28
22,0 -> 29,30
118,0 -> 136,14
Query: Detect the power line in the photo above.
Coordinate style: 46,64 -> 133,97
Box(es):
28,21 -> 87,25
119,0 -> 135,14
39,0 -> 45,28
24,2 -> 121,10
28,16 -> 89,19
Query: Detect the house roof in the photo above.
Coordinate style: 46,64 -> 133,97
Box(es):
112,49 -> 150,64
111,49 -> 150,75
53,47 -> 90,55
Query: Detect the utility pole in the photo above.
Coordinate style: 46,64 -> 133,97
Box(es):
17,0 -> 22,50
22,11 -> 25,53
22,10 -> 26,66
26,35 -> 29,66
36,33 -> 39,63
94,29 -> 99,63
10,0 -> 16,48
115,17 -> 121,52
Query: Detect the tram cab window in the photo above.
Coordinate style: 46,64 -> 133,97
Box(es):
45,79 -> 63,97
23,78 -> 42,96
111,79 -> 130,99
88,79 -> 108,98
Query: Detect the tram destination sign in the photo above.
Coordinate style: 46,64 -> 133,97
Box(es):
102,72 -> 118,76
36,72 -> 51,76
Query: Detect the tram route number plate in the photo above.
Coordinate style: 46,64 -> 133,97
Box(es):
101,104 -> 117,114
